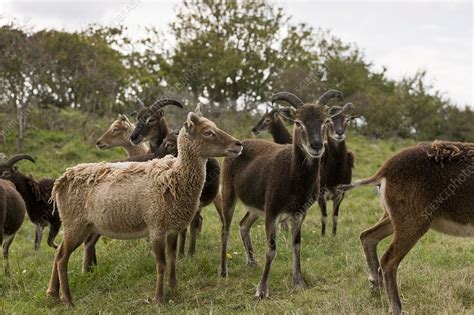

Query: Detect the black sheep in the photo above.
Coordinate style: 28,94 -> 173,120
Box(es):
0,154 -> 60,250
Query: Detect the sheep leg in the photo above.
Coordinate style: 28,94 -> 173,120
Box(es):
331,192 -> 344,236
47,220 -> 61,249
318,193 -> 328,236
151,235 -> 167,304
0,227 -> 4,275
57,231 -> 91,306
2,234 -> 15,276
177,229 -> 186,257
47,243 -> 62,299
213,195 -> 224,225
380,221 -> 429,315
291,213 -> 307,289
360,213 -> 392,291
83,233 -> 101,273
239,210 -> 259,267
220,189 -> 237,277
188,208 -> 202,257
34,224 -> 43,251
166,232 -> 178,289
255,214 -> 278,299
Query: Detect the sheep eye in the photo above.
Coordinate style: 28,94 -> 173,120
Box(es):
295,121 -> 302,128
112,128 -> 119,133
203,131 -> 214,137
264,118 -> 271,124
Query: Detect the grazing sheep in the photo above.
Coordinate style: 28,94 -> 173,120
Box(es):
251,109 -> 293,144
47,108 -> 242,306
0,179 -> 26,275
219,90 -> 343,299
96,114 -> 150,157
0,155 -> 60,250
338,140 -> 474,314
318,103 -> 356,235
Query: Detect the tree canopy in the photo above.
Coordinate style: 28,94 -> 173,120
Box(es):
0,0 -> 472,148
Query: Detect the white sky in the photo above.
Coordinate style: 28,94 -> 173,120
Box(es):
1,0 -> 472,107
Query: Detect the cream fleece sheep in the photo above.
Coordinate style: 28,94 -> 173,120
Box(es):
48,111 -> 242,306
54,132 -> 204,238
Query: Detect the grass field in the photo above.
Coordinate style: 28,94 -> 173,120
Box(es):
1,124 -> 473,314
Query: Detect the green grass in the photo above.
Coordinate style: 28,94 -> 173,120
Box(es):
1,124 -> 473,314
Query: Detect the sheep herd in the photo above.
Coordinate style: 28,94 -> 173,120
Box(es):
1,90 -> 473,314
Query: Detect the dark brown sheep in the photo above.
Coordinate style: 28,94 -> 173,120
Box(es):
251,109 -> 293,144
338,140 -> 474,314
0,178 -> 26,275
219,89 -> 343,298
318,103 -> 356,235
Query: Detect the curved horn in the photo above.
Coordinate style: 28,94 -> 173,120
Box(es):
4,154 -> 35,168
137,98 -> 146,109
271,92 -> 304,108
317,89 -> 344,106
149,98 -> 184,113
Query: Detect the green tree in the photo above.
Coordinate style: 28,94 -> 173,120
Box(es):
0,24 -> 42,150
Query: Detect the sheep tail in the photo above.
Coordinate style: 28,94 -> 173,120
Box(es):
49,196 -> 57,215
337,172 -> 383,193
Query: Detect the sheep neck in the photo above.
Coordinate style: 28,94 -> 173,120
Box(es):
174,133 -> 207,196
291,133 -> 321,191
9,172 -> 37,220
325,129 -> 348,166
269,118 -> 292,144
122,140 -> 149,157
150,118 -> 170,153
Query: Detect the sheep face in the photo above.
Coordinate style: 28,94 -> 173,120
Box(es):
96,114 -> 134,149
183,112 -> 243,158
326,103 -> 355,142
0,154 -> 35,180
293,105 -> 327,158
130,107 -> 166,145
0,166 -> 14,179
155,131 -> 179,158
251,109 -> 279,135
129,99 -> 183,146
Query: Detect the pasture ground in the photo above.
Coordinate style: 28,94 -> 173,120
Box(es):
1,125 -> 473,314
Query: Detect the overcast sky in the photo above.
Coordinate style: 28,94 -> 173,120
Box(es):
1,0 -> 472,107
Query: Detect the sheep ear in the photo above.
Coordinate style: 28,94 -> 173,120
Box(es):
184,121 -> 193,134
118,114 -> 128,122
342,102 -> 355,116
195,103 -> 203,117
185,112 -> 199,134
278,107 -> 296,121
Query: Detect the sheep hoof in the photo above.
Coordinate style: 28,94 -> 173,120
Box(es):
247,260 -> 258,268
369,279 -> 382,294
255,283 -> 269,299
293,279 -> 307,290
219,268 -> 228,277
46,289 -> 59,299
